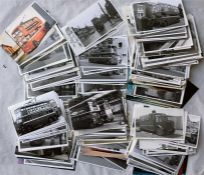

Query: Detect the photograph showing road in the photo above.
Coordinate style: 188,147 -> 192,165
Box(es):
65,0 -> 123,48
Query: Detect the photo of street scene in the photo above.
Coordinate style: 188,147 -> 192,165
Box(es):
135,105 -> 184,139
79,37 -> 128,67
132,0 -> 186,32
65,0 -> 123,47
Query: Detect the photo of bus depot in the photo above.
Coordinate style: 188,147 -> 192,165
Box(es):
135,105 -> 184,140
5,2 -> 56,64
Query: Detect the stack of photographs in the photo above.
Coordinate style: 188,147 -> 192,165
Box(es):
2,0 -> 203,174
124,0 -> 203,107
0,2 -> 80,101
61,0 -> 129,94
8,91 -> 75,170
127,104 -> 201,175
76,37 -> 129,95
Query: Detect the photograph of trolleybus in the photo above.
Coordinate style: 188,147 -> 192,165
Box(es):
4,2 -> 56,64
67,91 -> 126,131
132,0 -> 187,33
134,105 -> 184,140
78,37 -> 128,68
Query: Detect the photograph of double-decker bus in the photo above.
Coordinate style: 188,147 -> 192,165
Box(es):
5,2 -> 56,63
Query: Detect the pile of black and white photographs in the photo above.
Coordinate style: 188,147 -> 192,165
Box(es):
127,104 -> 201,175
1,0 -> 203,174
125,0 -> 203,108
8,91 -> 76,170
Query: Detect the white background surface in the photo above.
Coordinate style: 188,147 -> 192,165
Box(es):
0,0 -> 204,175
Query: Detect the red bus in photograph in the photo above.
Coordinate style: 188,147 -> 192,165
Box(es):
11,17 -> 50,54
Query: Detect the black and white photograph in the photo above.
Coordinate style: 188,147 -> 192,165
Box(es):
80,67 -> 122,76
67,91 -> 127,133
26,82 -> 77,98
30,69 -> 79,91
15,145 -> 73,162
79,83 -> 126,94
133,104 -> 185,140
78,37 -> 128,68
81,68 -> 128,82
19,42 -> 73,74
145,65 -> 189,80
134,84 -> 185,104
24,62 -> 75,82
141,37 -> 193,57
132,0 -> 188,33
184,114 -> 201,148
63,0 -> 123,55
18,132 -> 68,152
139,140 -> 184,151
23,158 -> 75,170
8,91 -> 64,136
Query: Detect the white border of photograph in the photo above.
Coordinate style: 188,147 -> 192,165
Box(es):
19,41 -> 72,75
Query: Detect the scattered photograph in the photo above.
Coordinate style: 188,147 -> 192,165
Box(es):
8,91 -> 63,136
5,2 -> 56,64
23,158 -> 75,170
67,91 -> 127,132
63,0 -> 123,55
134,84 -> 185,104
134,104 -> 185,140
78,37 -> 128,68
30,70 -> 79,91
26,83 -> 77,98
142,37 -> 193,57
81,68 -> 128,82
19,132 -> 68,151
20,42 -> 72,74
15,145 -> 73,162
132,0 -> 188,33
24,62 -> 75,82
79,83 -> 126,94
